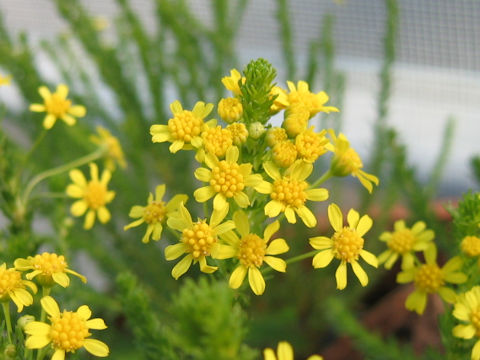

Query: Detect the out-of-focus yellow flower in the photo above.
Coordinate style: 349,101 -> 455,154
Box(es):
266,127 -> 288,147
286,80 -> 339,118
14,253 -> 86,288
461,235 -> 480,257
25,296 -> 109,359
29,84 -> 86,130
222,69 -> 245,96
66,163 -> 115,230
0,74 -> 11,86
165,203 -> 234,279
0,263 -> 37,312
227,122 -> 248,146
150,100 -> 214,153
272,141 -> 297,168
218,97 -> 243,123
92,16 -> 109,31
263,341 -> 323,360
378,220 -> 434,269
397,246 -> 466,314
270,86 -> 289,113
90,126 -> 127,171
309,203 -> 378,290
124,185 -> 187,243
452,286 -> 480,360
282,104 -> 309,138
214,211 -> 289,295
295,127 -> 328,163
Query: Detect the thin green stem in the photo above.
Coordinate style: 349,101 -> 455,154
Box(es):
311,169 -> 333,188
2,302 -> 13,343
18,129 -> 47,176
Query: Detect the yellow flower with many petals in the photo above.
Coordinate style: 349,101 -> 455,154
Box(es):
286,80 -> 339,118
326,130 -> 379,193
218,97 -> 243,123
378,220 -> 434,269
201,125 -> 233,158
295,127 -> 328,163
29,84 -> 86,130
266,127 -> 288,147
222,69 -> 245,96
396,246 -> 467,314
227,122 -> 248,146
25,296 -> 109,359
124,184 -> 187,243
150,100 -> 214,153
90,126 -> 127,171
452,286 -> 480,360
0,74 -> 11,86
309,203 -> 378,290
259,160 -> 329,228
164,203 -> 235,279
272,141 -> 298,168
0,264 -> 37,312
263,341 -> 323,360
194,147 -> 269,212
214,211 -> 289,295
14,253 -> 86,288
66,163 -> 115,230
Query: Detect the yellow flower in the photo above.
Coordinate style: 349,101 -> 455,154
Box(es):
201,125 -> 233,158
326,130 -> 379,193
90,126 -> 127,171
378,220 -> 434,269
309,203 -> 378,290
286,80 -> 339,118
164,203 -> 235,279
283,104 -> 309,138
14,253 -> 86,288
263,341 -> 323,360
227,122 -> 248,146
214,211 -> 289,295
194,146 -> 269,212
0,264 -> 37,312
25,296 -> 109,359
66,163 -> 115,230
270,86 -> 289,113
259,160 -> 329,228
295,127 -> 328,163
452,286 -> 480,360
396,246 -> 467,314
0,74 -> 11,86
218,97 -> 243,123
272,141 -> 298,168
150,100 -> 214,153
29,84 -> 86,130
222,69 -> 245,96
124,184 -> 188,243
461,235 -> 480,257
266,127 -> 288,147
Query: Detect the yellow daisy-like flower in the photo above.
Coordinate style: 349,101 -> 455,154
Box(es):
222,69 -> 245,96
461,235 -> 480,257
194,146 -> 269,211
90,126 -> 127,171
25,296 -> 109,359
14,253 -> 86,288
270,86 -> 289,113
218,97 -> 243,123
452,286 -> 480,360
150,100 -> 214,153
0,263 -> 37,312
378,220 -> 435,269
295,127 -> 328,163
66,163 -> 115,230
283,104 -> 309,138
124,184 -> 188,243
259,160 -> 329,228
29,84 -> 86,130
309,203 -> 378,290
0,74 -> 12,86
214,211 -> 289,295
227,122 -> 248,146
164,203 -> 235,279
326,130 -> 379,193
286,80 -> 339,118
263,341 -> 323,360
272,141 -> 298,168
396,246 -> 467,314
266,127 -> 288,147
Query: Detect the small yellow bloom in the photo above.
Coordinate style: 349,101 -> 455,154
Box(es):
29,84 -> 86,130
452,286 -> 480,360
14,253 -> 86,288
309,203 -> 378,290
263,341 -> 323,360
259,160 -> 329,228
326,130 -> 379,193
165,203 -> 235,279
272,141 -> 298,168
0,263 -> 37,312
397,246 -> 467,314
66,163 -> 115,230
124,184 -> 187,243
249,122 -> 266,139
150,100 -> 214,153
283,104 -> 309,138
25,296 -> 109,359
90,126 -> 127,171
378,220 -> 434,269
218,97 -> 243,123
222,69 -> 245,96
0,74 -> 12,86
201,125 -> 233,158
227,122 -> 248,146
214,211 -> 289,295
461,235 -> 480,257
295,127 -> 328,163
270,86 -> 289,113
286,80 -> 339,118
266,127 -> 288,147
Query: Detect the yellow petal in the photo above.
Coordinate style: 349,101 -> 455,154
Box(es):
41,296 -> 60,317
226,145 -> 239,163
170,100 -> 183,114
194,167 -> 212,182
309,236 -> 333,250
233,210 -> 250,237
438,286 -> 457,303
305,188 -> 329,201
263,348 -> 276,360
453,303 -> 470,321
264,256 -> 286,272
43,114 -> 57,129
29,104 -> 46,112
295,206 -> 316,228
290,160 -> 313,181
472,340 -> 480,360
211,244 -> 236,259
70,200 -> 88,217
25,321 -> 50,336
284,207 -> 296,224
84,339 -> 110,357
77,305 -> 92,320
356,214 -> 372,237
52,349 -> 66,360
165,243 -> 186,260
97,207 -> 111,223
265,200 -> 283,218
266,238 -> 289,255
351,261 -> 368,286
405,290 -> 427,314
86,318 -> 107,330
229,265 -> 247,289
263,161 -> 280,180
169,140 -> 184,153
264,220 -> 280,242
84,210 -> 96,229
100,169 -> 112,185
277,341 -> 294,360
328,203 -> 343,232
171,255 -> 193,279
69,169 -> 87,186
66,184 -> 84,198
166,194 -> 188,213
213,220 -> 235,235
233,192 -> 250,208
128,205 -> 144,218
199,257 -> 218,274
38,86 -> 51,100
25,334 -> 51,349
335,261 -> 347,290
68,105 -> 86,117
360,250 -> 378,268
56,84 -> 69,98
152,223 -> 163,241
347,209 -> 360,229
52,272 -> 70,287
312,250 -> 334,268
248,267 -> 266,295
213,193 -> 229,211
61,114 -> 76,126
124,218 -> 144,231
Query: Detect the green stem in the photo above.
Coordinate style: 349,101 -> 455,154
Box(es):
311,169 -> 333,188
17,129 -> 48,178
2,302 -> 13,344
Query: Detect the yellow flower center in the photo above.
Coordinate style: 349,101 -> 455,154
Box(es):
414,264 -> 444,293
210,161 -> 245,198
238,234 -> 266,267
272,141 -> 297,168
471,308 -> 480,335
388,229 -> 415,254
45,94 -> 71,117
182,220 -> 216,259
266,127 -> 287,147
168,110 -> 203,142
0,268 -> 22,299
332,228 -> 364,262
296,130 -> 327,163
270,177 -> 307,208
202,126 -> 233,158
143,201 -> 167,224
32,253 -> 67,275
84,181 -> 107,210
461,236 -> 480,257
50,312 -> 89,352
227,123 -> 248,146
218,98 -> 243,124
